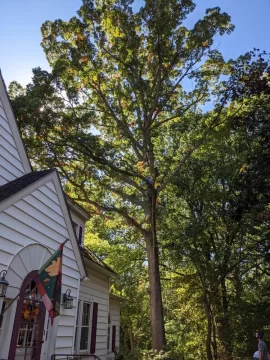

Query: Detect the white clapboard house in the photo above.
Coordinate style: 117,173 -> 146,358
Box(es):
0,71 -> 123,360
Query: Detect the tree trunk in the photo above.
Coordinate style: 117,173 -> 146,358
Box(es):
211,313 -> 218,360
128,322 -> 135,353
146,237 -> 165,351
204,298 -> 213,360
144,186 -> 165,351
219,278 -> 232,358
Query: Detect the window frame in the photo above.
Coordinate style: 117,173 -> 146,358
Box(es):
74,300 -> 92,353
72,221 -> 84,247
74,299 -> 81,351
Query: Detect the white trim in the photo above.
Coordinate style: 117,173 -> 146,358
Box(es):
53,171 -> 86,278
73,277 -> 81,353
66,196 -> 90,221
74,300 -> 92,353
84,257 -> 117,279
109,294 -> 126,302
0,169 -> 86,278
0,71 -> 31,174
74,299 -> 81,353
0,298 -> 18,359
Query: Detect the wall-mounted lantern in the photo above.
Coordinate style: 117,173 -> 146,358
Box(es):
63,289 -> 74,309
0,270 -> 9,298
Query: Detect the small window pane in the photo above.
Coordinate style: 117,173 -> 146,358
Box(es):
82,303 -> 90,326
79,302 -> 91,351
80,327 -> 89,350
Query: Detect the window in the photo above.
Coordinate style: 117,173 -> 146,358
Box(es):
80,303 -> 91,350
74,301 -> 91,352
72,222 -> 84,246
78,226 -> 83,245
107,313 -> 111,351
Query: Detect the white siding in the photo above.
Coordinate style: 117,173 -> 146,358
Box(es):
0,179 -> 81,358
0,101 -> 26,184
79,270 -> 110,360
108,299 -> 121,360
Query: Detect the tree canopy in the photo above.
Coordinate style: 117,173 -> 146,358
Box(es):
9,0 -> 270,358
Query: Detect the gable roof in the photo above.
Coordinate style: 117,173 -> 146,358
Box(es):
0,171 -> 114,277
81,246 -> 117,276
0,169 -> 53,202
0,169 -> 86,278
0,72 -> 110,281
0,70 -> 32,174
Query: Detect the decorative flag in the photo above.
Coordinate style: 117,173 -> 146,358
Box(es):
36,239 -> 68,323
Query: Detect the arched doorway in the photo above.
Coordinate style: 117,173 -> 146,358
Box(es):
8,271 -> 46,360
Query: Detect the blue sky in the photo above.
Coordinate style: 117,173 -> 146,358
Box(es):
0,0 -> 270,86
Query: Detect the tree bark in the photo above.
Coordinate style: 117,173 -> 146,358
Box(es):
212,313 -> 218,360
203,295 -> 213,360
145,186 -> 166,351
146,236 -> 165,350
128,322 -> 135,353
218,278 -> 232,358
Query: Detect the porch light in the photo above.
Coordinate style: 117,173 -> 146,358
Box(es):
0,270 -> 9,298
63,289 -> 74,309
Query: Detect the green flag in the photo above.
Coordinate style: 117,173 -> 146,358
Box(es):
37,240 -> 68,323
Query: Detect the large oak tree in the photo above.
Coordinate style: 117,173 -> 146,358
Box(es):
10,0 -> 237,350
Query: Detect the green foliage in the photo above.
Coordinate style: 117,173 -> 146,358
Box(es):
8,0 -> 270,358
10,0 -> 237,351
141,349 -> 171,359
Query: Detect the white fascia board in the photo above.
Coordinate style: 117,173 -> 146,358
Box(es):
0,71 -> 32,174
53,171 -> 87,278
84,257 -> 117,279
66,195 -> 90,221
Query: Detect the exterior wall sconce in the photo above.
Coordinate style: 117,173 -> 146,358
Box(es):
0,270 -> 9,298
62,289 -> 74,309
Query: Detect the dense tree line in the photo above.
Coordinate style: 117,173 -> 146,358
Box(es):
9,1 -> 270,358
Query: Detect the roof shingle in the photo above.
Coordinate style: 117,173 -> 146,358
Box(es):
0,169 -> 54,202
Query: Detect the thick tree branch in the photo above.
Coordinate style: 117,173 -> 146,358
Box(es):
90,81 -> 144,160
104,185 -> 144,206
150,50 -> 206,127
59,167 -> 148,237
151,90 -> 206,130
67,140 -> 147,181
